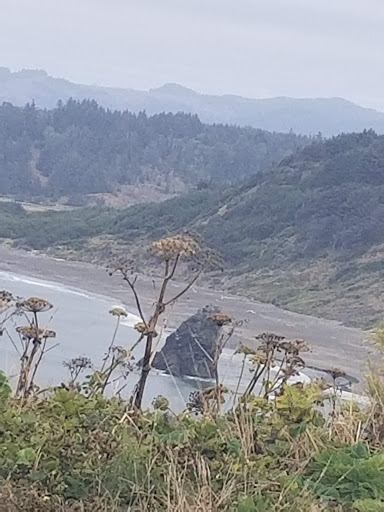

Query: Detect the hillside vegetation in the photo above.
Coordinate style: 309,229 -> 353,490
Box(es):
0,99 -> 307,200
3,374 -> 384,511
1,131 -> 384,326
110,130 -> 384,326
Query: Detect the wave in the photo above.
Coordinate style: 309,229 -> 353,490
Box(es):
0,270 -> 139,322
0,270 -> 95,298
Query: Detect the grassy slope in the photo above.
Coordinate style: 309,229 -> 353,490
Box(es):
111,131 -> 384,326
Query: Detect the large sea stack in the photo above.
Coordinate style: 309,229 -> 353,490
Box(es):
151,305 -> 222,379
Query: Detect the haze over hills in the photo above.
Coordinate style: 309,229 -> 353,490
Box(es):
0,99 -> 307,202
2,67 -> 384,136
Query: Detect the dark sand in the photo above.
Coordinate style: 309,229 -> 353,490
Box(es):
0,246 -> 373,387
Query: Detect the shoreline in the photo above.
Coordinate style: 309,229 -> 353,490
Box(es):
0,245 -> 374,387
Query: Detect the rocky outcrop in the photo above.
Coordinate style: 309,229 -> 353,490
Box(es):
151,306 -> 222,379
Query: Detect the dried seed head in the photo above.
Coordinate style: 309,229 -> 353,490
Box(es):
203,384 -> 228,403
107,258 -> 136,277
251,350 -> 268,365
280,339 -> 310,355
0,290 -> 13,302
150,232 -> 201,260
256,332 -> 285,351
209,313 -> 232,326
291,339 -> 310,353
256,332 -> 285,343
134,322 -> 146,334
187,390 -> 204,414
109,306 -> 128,317
134,322 -> 158,337
63,356 -> 92,370
0,300 -> 10,312
19,297 -> 53,313
0,290 -> 14,311
111,346 -> 130,361
281,367 -> 298,378
286,355 -> 305,368
16,325 -> 56,340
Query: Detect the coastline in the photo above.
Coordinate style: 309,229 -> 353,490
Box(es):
0,245 -> 374,387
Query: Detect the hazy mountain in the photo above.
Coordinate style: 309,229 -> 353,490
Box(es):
1,68 -> 384,136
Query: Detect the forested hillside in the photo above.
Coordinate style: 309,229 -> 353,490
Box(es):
2,131 -> 384,326
0,99 -> 308,201
113,130 -> 384,325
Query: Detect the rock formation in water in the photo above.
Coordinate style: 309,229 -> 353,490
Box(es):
151,305 -> 222,379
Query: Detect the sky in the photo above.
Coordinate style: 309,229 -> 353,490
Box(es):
1,0 -> 384,110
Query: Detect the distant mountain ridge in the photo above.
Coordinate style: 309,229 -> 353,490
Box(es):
1,67 -> 384,135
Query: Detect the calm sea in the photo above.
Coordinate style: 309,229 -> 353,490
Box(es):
0,270 -> 270,410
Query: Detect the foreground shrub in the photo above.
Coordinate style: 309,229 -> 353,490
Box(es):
0,383 -> 333,510
1,377 -> 384,510
304,443 -> 384,506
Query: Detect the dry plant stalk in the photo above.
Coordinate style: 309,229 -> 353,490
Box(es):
109,232 -> 221,410
15,297 -> 56,398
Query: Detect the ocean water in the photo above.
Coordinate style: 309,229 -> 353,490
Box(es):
0,271 -> 252,409
0,271 -> 313,410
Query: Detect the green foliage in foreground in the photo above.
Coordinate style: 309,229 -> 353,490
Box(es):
1,376 -> 384,511
304,443 -> 384,504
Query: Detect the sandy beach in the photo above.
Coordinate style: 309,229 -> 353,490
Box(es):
0,246 -> 374,388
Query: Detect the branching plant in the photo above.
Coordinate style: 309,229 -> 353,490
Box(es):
235,333 -> 310,402
63,356 -> 92,389
65,306 -> 133,397
14,297 -> 57,398
109,232 -> 221,410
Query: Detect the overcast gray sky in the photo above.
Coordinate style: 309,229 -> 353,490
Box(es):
1,0 -> 384,110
